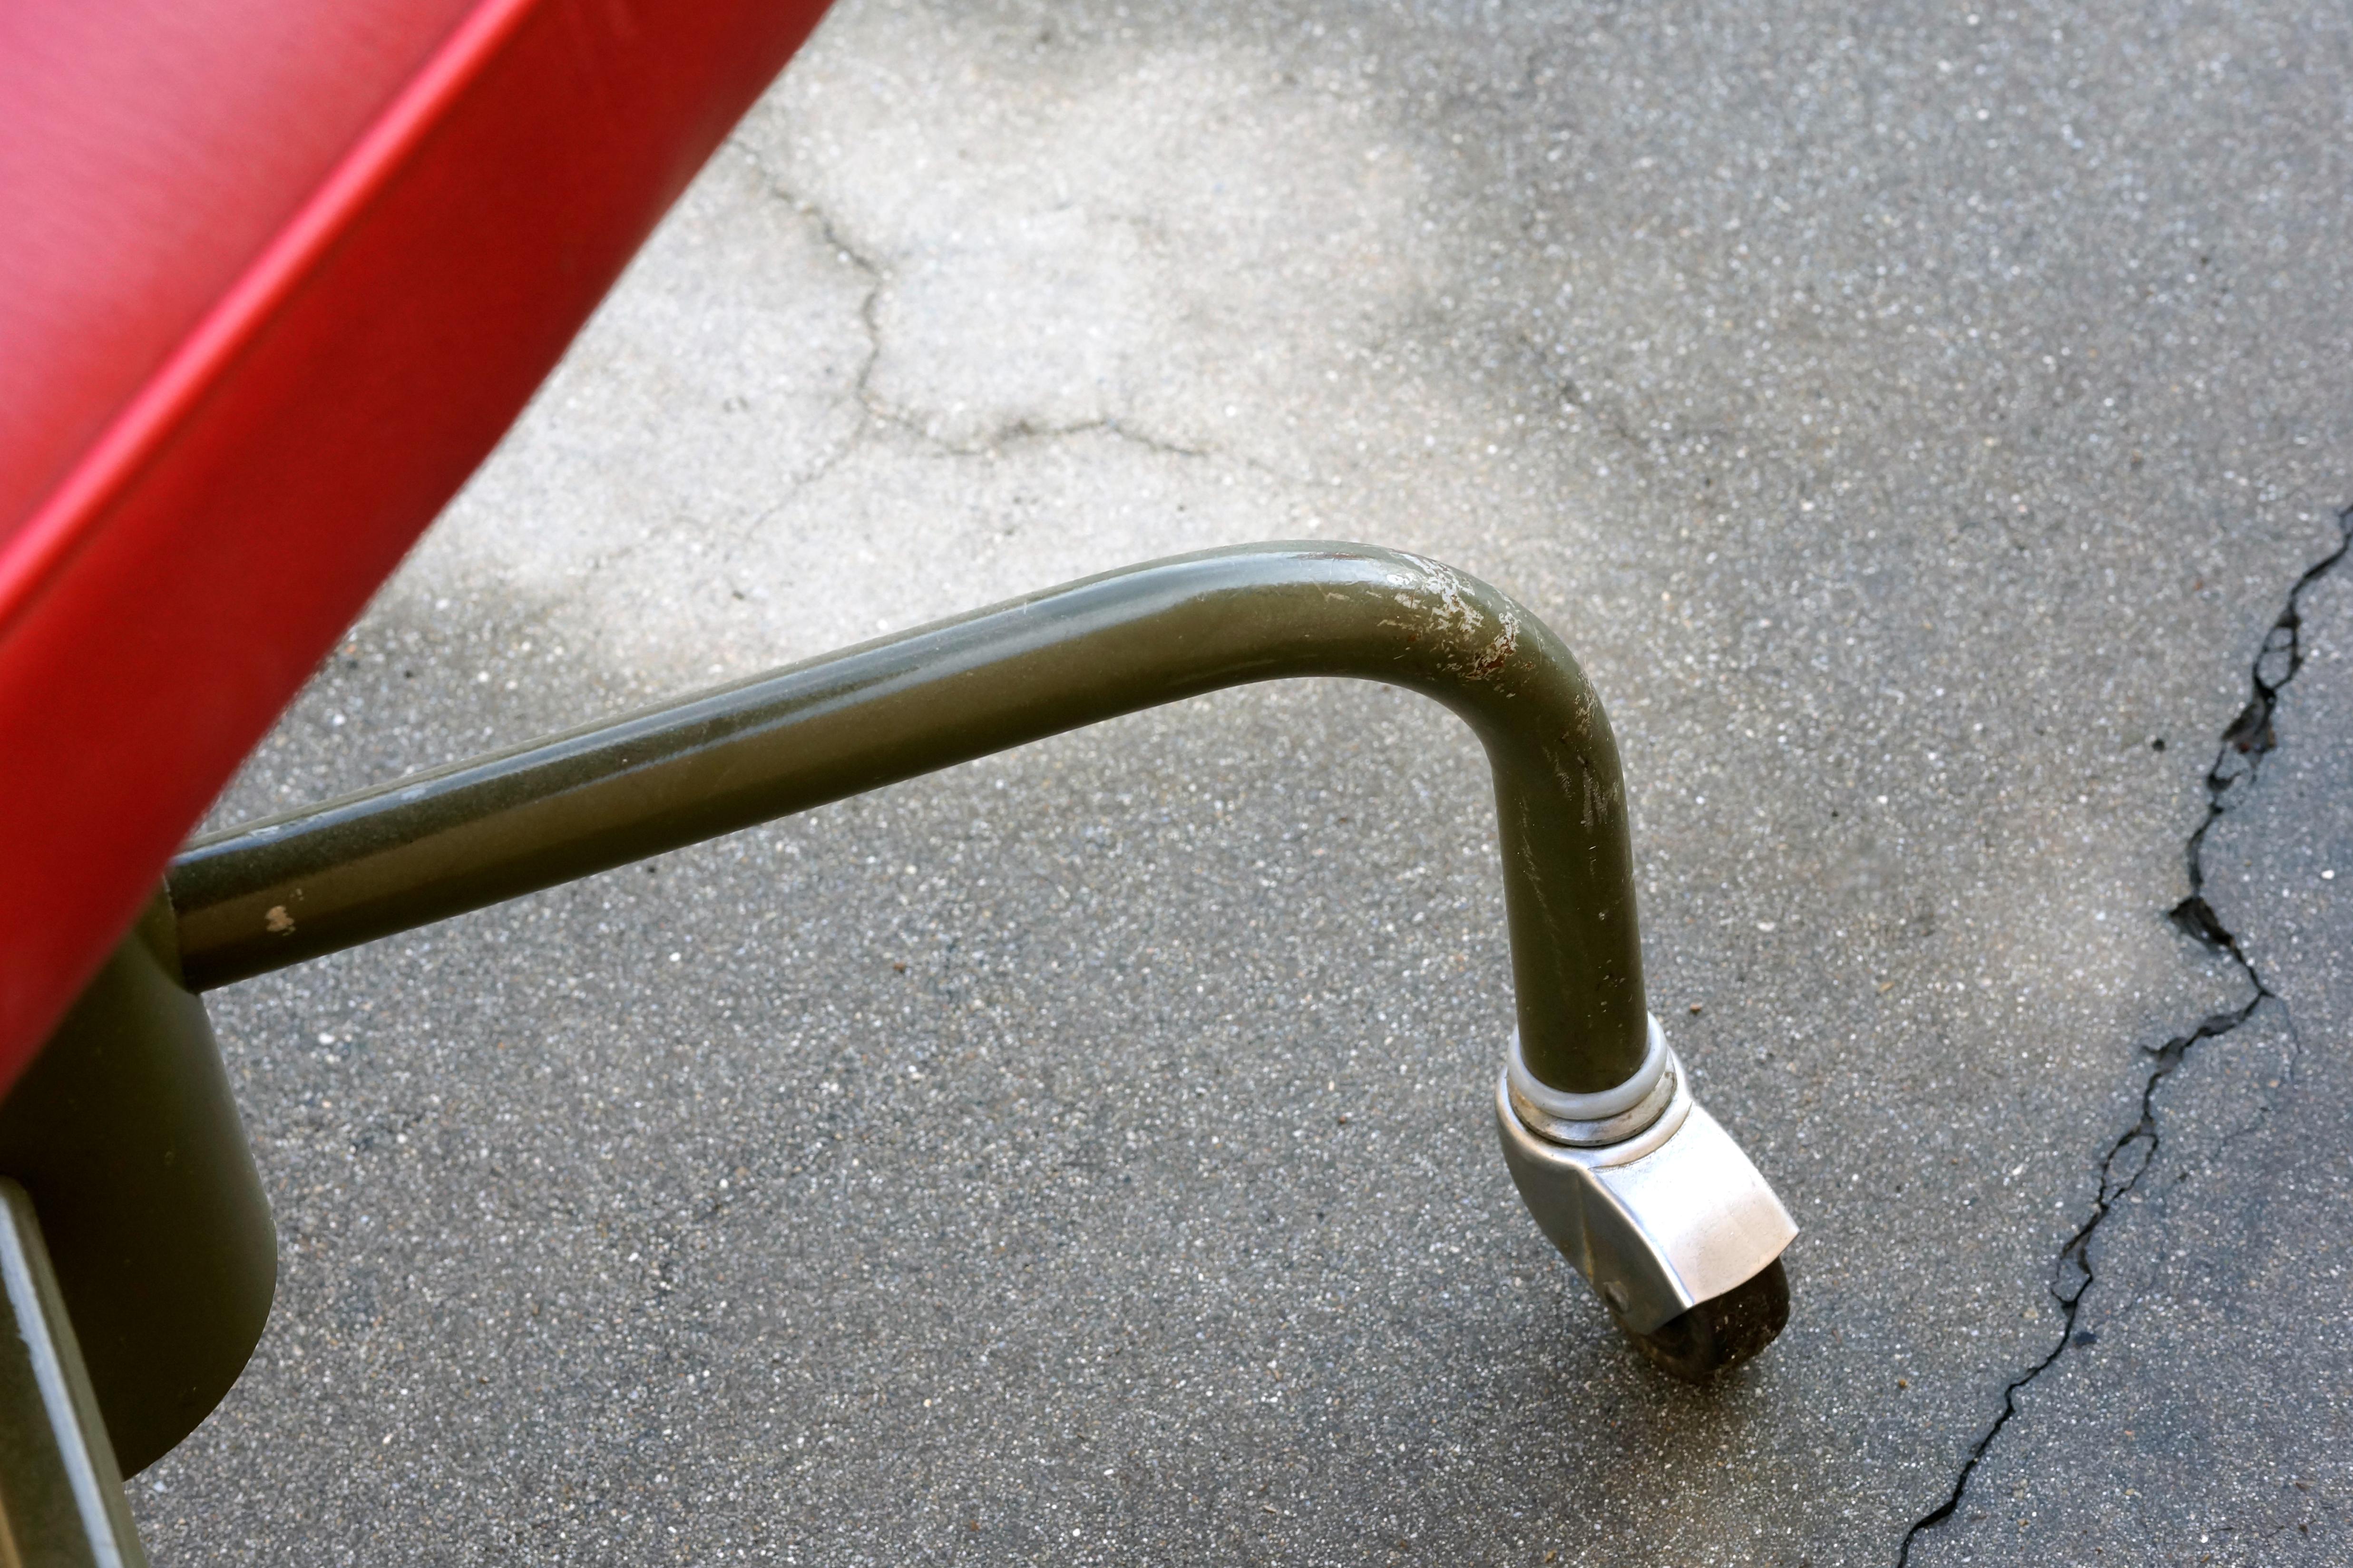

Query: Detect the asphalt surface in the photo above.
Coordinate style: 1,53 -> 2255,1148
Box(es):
130,2 -> 2352,1563
1903,530 -> 2353,1564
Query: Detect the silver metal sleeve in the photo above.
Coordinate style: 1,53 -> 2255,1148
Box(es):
1496,1024 -> 1796,1334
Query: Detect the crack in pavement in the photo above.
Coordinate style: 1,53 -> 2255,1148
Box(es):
1893,501 -> 2353,1567
730,136 -> 1220,482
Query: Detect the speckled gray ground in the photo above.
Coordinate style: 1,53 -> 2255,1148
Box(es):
125,1 -> 2353,1563
1903,530 -> 2353,1566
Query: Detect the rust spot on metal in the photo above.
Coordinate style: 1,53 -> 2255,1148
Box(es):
1464,620 -> 1517,680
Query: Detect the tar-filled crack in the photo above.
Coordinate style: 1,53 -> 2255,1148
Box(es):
1894,503 -> 2353,1568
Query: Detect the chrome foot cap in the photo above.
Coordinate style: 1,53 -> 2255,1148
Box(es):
1496,1022 -> 1796,1380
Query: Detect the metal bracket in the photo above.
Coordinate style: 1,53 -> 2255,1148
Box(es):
1496,1020 -> 1796,1335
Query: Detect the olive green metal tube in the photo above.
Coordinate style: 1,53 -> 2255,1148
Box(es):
0,895 -> 276,1478
170,544 -> 1647,1091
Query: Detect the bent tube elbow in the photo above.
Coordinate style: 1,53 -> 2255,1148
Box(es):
169,543 -> 1647,1092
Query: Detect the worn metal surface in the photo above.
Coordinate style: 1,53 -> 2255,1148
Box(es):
0,1180 -> 149,1568
130,1 -> 2353,1562
172,545 -> 1648,1093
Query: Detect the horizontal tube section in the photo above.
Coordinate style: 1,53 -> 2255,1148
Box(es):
169,544 -> 1649,1091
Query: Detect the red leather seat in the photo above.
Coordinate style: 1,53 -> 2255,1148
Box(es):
0,0 -> 834,1089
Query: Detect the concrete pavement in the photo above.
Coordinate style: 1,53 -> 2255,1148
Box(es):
130,2 -> 2353,1562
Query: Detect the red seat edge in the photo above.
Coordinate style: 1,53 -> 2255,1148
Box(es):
0,0 -> 837,1094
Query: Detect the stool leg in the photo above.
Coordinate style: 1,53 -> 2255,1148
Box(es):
0,1179 -> 148,1568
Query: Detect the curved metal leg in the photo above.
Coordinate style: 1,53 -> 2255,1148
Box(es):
172,544 -> 1652,1088
94,542 -> 1793,1431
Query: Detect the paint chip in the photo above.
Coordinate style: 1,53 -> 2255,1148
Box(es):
264,906 -> 294,934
